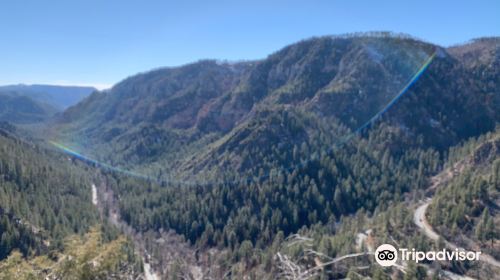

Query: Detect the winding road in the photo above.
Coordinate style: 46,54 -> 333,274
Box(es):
413,165 -> 500,270
414,199 -> 500,268
413,200 -> 440,242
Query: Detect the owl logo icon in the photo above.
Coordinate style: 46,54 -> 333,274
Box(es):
375,244 -> 398,266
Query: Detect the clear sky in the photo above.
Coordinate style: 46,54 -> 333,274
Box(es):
1,0 -> 498,89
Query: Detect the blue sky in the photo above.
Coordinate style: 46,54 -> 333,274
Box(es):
1,0 -> 498,89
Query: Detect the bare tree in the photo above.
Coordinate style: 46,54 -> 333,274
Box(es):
274,234 -> 375,280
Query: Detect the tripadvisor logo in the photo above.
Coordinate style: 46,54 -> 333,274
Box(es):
375,244 -> 482,267
375,244 -> 398,266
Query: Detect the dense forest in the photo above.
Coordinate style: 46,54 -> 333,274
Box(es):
0,34 -> 498,279
428,131 -> 500,258
95,128 -> 499,279
47,34 -> 499,279
110,121 -> 441,249
0,125 -> 97,257
0,125 -> 142,279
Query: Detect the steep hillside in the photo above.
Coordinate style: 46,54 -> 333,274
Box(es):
54,34 -> 498,182
44,33 -> 499,279
447,37 -> 499,126
0,126 -> 99,258
0,127 -> 143,279
428,130 -> 500,258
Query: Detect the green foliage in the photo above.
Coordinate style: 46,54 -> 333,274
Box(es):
428,131 -> 500,256
55,35 -> 497,180
1,35 -> 498,278
0,228 -> 142,280
0,131 -> 99,259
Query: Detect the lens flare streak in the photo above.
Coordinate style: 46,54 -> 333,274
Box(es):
50,50 -> 436,186
354,51 -> 436,134
49,141 -> 151,181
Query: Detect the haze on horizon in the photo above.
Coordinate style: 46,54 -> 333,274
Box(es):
0,0 -> 498,89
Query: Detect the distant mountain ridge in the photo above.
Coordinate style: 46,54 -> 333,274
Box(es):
0,84 -> 96,110
0,84 -> 96,125
0,91 -> 58,124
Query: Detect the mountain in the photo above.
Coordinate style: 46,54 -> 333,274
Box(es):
0,91 -> 58,124
0,84 -> 96,110
0,127 -> 142,279
47,33 -> 499,278
0,126 -> 99,258
428,130 -> 500,259
55,33 -> 498,180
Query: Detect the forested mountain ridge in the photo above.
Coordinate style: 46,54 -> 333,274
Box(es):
0,128 -> 142,279
2,33 -> 498,279
428,130 -> 500,258
448,37 -> 499,70
46,34 -> 500,278
55,34 -> 498,182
